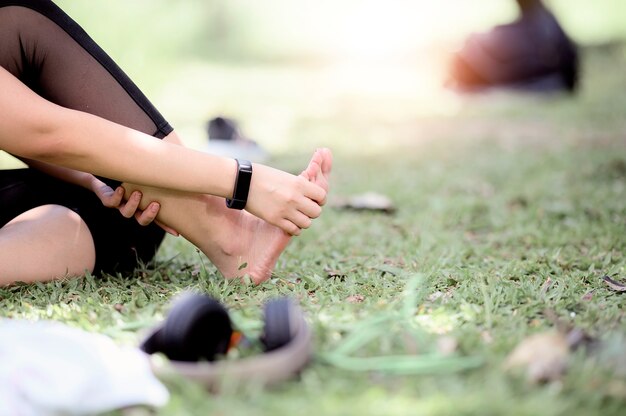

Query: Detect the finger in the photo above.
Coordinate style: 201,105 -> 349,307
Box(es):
132,204 -> 180,236
119,191 -> 142,218
298,175 -> 326,203
298,197 -> 322,219
302,152 -> 321,180
156,220 -> 180,237
303,180 -> 327,206
290,210 -> 313,230
102,186 -> 124,208
279,219 -> 302,236
134,202 -> 159,226
301,154 -> 330,202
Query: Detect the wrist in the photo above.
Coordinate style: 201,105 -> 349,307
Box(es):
226,159 -> 253,210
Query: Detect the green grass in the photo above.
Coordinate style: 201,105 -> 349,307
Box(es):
2,34 -> 626,416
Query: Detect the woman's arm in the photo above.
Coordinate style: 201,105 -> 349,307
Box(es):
0,67 -> 236,197
0,67 -> 325,234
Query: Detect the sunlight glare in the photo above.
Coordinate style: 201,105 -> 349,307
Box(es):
323,0 -> 515,118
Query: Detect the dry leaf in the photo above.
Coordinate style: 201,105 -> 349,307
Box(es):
427,291 -> 444,302
504,331 -> 569,383
602,275 -> 626,292
334,192 -> 396,214
540,277 -> 553,295
325,268 -> 347,279
346,294 -> 365,303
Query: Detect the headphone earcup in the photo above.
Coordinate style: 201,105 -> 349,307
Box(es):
141,293 -> 232,362
261,297 -> 294,352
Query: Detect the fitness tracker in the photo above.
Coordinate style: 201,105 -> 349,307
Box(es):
226,159 -> 253,210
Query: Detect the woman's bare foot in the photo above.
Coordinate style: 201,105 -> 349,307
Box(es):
121,144 -> 332,284
200,148 -> 332,284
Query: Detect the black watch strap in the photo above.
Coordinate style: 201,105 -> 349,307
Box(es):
226,159 -> 253,210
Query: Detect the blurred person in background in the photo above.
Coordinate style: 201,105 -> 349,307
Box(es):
448,0 -> 579,92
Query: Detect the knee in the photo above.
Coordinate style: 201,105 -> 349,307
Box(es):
32,204 -> 97,276
35,204 -> 83,229
0,204 -> 96,283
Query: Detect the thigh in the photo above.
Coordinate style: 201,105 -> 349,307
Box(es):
0,0 -> 172,139
0,169 -> 166,275
0,204 -> 95,285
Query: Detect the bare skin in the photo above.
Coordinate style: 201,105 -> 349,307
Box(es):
0,66 -> 326,237
121,142 -> 332,284
0,185 -> 167,285
0,147 -> 331,286
19,156 -> 176,231
0,205 -> 96,283
0,64 -> 330,285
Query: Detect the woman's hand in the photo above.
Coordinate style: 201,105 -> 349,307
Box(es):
244,164 -> 327,236
90,177 -> 179,236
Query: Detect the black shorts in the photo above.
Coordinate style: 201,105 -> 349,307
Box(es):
0,169 -> 166,275
0,1 -> 173,274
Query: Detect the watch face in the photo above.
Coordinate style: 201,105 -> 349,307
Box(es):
239,159 -> 253,172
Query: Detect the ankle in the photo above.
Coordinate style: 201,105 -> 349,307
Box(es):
189,199 -> 247,259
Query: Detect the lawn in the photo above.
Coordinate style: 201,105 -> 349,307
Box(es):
1,3 -> 626,415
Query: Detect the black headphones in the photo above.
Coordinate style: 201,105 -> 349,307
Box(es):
140,292 -> 311,387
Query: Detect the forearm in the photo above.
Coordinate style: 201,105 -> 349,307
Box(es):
1,67 -> 327,235
19,157 -> 95,190
38,109 -> 237,198
32,111 -> 321,232
0,67 -> 236,198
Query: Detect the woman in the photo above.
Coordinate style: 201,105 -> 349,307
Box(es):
0,0 -> 331,285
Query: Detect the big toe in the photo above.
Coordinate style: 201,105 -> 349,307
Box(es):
319,148 -> 333,176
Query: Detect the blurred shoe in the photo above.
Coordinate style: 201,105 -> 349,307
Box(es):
208,116 -> 239,141
205,117 -> 269,163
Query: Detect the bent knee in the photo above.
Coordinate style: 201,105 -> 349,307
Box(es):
46,205 -> 96,275
7,204 -> 96,277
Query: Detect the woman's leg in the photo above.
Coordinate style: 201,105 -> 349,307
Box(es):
0,168 -> 166,283
0,205 -> 95,285
0,1 -> 171,278
122,140 -> 332,283
0,1 -> 172,139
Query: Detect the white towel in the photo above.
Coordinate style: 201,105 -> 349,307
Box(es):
0,319 -> 168,416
